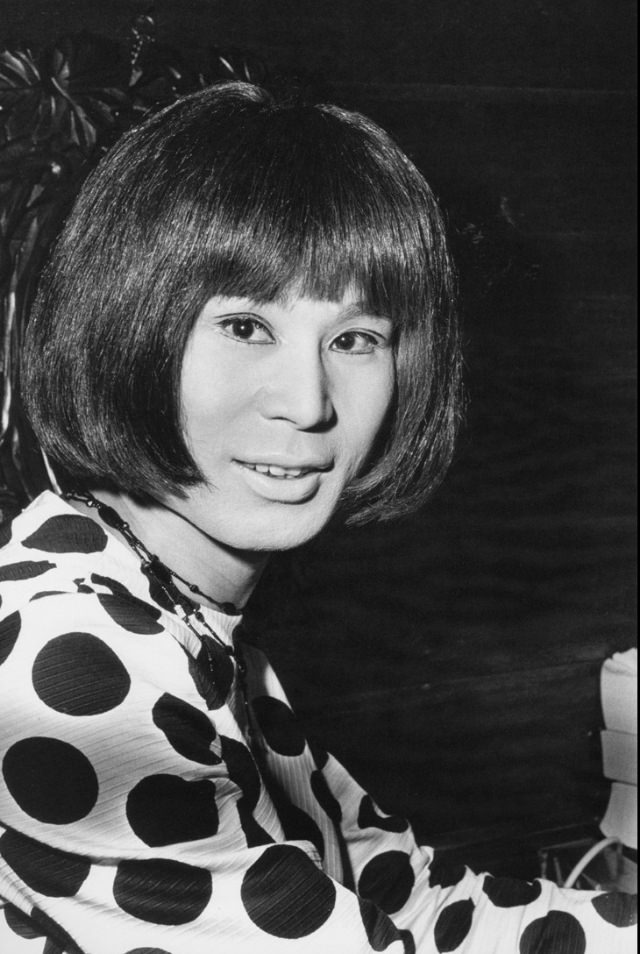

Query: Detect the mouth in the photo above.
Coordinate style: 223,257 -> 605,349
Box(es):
234,459 -> 331,502
237,461 -> 331,480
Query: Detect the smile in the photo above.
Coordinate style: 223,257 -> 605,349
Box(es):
240,462 -> 319,479
234,459 -> 331,502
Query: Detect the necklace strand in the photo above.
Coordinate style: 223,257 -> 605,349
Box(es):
62,491 -> 241,654
62,490 -> 258,746
63,491 -> 239,611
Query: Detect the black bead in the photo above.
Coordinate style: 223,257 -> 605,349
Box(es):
149,558 -> 173,587
95,503 -> 125,531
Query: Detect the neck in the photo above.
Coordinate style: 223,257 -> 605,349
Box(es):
70,488 -> 268,611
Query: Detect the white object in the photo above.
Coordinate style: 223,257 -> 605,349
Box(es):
600,648 -> 637,734
600,781 -> 637,849
601,729 -> 638,785
599,649 -> 637,850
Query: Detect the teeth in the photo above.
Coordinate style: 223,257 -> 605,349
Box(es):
248,463 -> 306,479
269,465 -> 303,478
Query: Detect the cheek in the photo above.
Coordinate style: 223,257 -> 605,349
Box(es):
181,374 -> 247,442
342,369 -> 395,463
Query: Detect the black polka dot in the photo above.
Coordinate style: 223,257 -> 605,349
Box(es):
93,575 -> 164,626
434,899 -> 474,952
32,632 -> 131,715
482,874 -> 542,907
98,593 -> 164,635
220,735 -> 273,847
30,590 -> 67,600
4,904 -> 43,939
359,896 -> 407,951
221,736 -> 261,808
22,515 -> 108,553
126,774 -> 219,846
241,844 -> 336,938
12,911 -> 62,953
358,794 -> 409,833
30,907 -> 83,953
358,851 -> 415,915
308,738 -> 329,769
186,635 -> 234,709
0,610 -> 20,665
0,559 -> 56,582
125,949 -> 174,954
3,736 -> 99,823
241,808 -> 277,848
0,828 -> 90,897
113,858 -> 212,925
310,769 -> 342,823
152,693 -> 221,765
428,857 -> 466,888
519,911 -> 586,954
91,572 -> 137,597
0,520 -> 12,548
45,939 -> 66,954
400,929 -> 417,954
591,891 -> 637,927
252,696 -> 306,756
278,800 -> 325,859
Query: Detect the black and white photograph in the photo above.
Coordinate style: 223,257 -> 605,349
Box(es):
0,2 -> 636,951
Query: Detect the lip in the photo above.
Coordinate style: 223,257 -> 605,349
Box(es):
234,455 -> 333,472
234,460 -> 327,502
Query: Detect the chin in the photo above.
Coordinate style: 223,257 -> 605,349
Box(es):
221,506 -> 336,553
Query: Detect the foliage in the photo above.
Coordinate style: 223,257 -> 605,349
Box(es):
0,12 -> 264,518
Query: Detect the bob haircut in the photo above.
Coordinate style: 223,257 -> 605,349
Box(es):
23,81 -> 461,526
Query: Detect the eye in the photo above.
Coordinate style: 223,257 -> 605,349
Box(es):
330,330 -> 384,354
218,316 -> 274,344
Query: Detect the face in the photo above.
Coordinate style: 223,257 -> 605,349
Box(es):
169,291 -> 395,553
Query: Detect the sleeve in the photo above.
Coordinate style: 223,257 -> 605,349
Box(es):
315,748 -> 637,953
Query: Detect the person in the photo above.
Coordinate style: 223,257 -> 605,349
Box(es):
0,81 -> 634,954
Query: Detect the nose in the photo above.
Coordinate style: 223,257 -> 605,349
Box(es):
257,349 -> 335,430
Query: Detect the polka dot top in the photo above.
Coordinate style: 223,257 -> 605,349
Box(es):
0,493 -> 636,953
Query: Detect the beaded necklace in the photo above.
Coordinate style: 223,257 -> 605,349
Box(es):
62,490 -> 252,729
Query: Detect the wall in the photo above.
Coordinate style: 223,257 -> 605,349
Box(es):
2,0 -> 636,874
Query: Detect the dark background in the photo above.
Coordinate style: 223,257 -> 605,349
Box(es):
2,0 -> 636,875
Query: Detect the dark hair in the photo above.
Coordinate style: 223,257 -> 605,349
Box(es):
23,81 -> 461,525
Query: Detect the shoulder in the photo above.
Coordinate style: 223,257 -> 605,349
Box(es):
0,502 -> 193,748
0,491 -> 163,617
0,492 -> 176,674
0,490 -> 110,556
0,489 -> 109,585
0,492 -> 97,618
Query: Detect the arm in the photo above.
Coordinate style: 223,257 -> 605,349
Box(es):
316,748 -> 637,952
